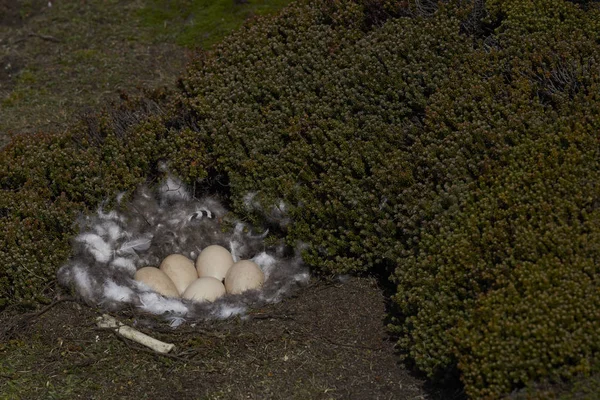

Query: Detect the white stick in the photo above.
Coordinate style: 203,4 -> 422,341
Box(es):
97,314 -> 175,354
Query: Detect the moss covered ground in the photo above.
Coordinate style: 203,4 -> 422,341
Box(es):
0,0 -> 288,147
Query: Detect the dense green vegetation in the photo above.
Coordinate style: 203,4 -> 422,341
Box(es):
2,0 -> 599,398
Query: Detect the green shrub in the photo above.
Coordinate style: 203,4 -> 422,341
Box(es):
451,113 -> 600,398
175,0 -> 472,273
390,0 -> 600,397
0,92 -> 210,305
511,358 -> 600,399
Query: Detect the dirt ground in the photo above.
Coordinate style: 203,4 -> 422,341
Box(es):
0,277 -> 464,399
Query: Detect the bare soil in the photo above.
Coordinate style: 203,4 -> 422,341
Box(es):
1,277 -> 463,399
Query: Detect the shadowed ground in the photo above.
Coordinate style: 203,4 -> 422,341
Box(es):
1,0 -> 288,147
0,277 -> 459,399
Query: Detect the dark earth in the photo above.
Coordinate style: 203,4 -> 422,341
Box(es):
1,277 -> 464,399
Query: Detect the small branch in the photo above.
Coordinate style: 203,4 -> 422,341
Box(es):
101,327 -> 221,370
97,314 -> 175,354
248,313 -> 296,321
25,29 -> 61,43
24,296 -> 75,321
129,204 -> 152,226
0,297 -> 75,342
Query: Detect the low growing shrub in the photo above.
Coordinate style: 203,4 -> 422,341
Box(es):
0,93 -> 210,305
390,0 -> 600,397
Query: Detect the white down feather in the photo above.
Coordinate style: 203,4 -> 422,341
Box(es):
57,174 -> 309,325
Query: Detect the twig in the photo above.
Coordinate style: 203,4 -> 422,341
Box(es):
24,296 -> 75,321
25,29 -> 61,43
96,314 -> 175,353
0,297 -> 75,341
101,327 -> 220,370
142,323 -> 230,339
248,313 -> 296,321
129,204 -> 152,226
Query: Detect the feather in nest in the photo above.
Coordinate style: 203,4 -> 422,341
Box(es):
57,174 -> 309,325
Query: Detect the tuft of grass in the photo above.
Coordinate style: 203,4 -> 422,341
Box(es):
137,0 -> 291,49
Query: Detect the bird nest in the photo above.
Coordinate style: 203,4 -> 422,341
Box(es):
57,175 -> 309,327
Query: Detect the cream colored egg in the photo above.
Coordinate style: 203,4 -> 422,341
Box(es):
224,260 -> 265,295
182,277 -> 226,303
134,267 -> 180,298
159,254 -> 198,295
196,245 -> 234,281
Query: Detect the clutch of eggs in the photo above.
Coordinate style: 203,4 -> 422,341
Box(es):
134,245 -> 265,303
